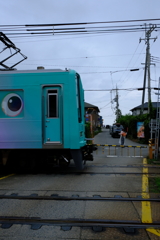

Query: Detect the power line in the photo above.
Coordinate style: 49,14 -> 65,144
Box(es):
85,87 -> 158,91
6,61 -> 144,71
1,19 -> 160,39
7,53 -> 145,60
1,18 -> 160,28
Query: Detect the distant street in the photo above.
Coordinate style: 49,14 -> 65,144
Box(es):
94,128 -> 148,147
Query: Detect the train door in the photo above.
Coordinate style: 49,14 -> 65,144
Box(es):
43,86 -> 62,145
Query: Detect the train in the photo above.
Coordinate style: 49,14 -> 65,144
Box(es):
0,68 -> 93,172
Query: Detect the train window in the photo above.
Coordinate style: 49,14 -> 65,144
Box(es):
75,75 -> 82,123
47,90 -> 58,118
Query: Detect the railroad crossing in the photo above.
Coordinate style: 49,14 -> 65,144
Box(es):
0,128 -> 159,240
94,144 -> 147,157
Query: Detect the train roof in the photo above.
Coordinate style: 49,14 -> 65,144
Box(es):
0,68 -> 75,75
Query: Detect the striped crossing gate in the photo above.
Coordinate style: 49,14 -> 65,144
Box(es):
94,144 -> 148,157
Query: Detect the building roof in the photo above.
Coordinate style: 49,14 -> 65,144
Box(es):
130,102 -> 160,111
84,102 -> 100,112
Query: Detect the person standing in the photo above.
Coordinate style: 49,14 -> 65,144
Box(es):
119,129 -> 127,145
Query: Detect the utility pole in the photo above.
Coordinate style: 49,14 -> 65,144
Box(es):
148,52 -> 151,106
140,24 -> 157,114
115,86 -> 120,122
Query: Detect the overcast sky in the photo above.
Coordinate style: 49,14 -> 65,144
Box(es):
1,0 -> 160,125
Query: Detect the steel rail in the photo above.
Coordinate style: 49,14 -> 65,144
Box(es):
48,171 -> 160,175
0,216 -> 160,229
0,195 -> 159,202
89,165 -> 160,168
0,170 -> 159,178
1,170 -> 159,178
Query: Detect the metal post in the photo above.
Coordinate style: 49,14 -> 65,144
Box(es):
155,77 -> 160,159
102,146 -> 104,154
148,53 -> 151,114
108,146 -> 110,156
141,46 -> 148,114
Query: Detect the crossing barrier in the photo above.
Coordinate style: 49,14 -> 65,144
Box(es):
93,144 -> 148,157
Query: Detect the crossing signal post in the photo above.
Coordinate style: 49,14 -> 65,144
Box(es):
148,139 -> 155,159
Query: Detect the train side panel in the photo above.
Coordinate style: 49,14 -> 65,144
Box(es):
66,72 -> 86,149
0,71 -> 86,149
0,69 -> 92,170
0,74 -> 42,149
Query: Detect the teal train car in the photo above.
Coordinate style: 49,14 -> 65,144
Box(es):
0,68 -> 93,171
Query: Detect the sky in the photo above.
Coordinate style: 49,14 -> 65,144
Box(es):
0,0 -> 160,125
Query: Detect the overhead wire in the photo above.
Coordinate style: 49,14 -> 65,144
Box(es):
110,29 -> 154,109
12,53 -> 144,60
3,27 -> 160,37
84,87 -> 154,91
105,31 -> 147,112
1,19 -> 160,120
6,61 -> 144,72
1,17 -> 160,28
1,19 -> 160,41
116,33 -> 144,88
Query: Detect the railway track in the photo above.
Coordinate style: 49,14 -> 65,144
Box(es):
0,216 -> 160,231
0,145 -> 159,238
0,164 -> 160,177
0,171 -> 160,177
45,171 -> 160,175
0,194 -> 159,201
0,192 -> 159,231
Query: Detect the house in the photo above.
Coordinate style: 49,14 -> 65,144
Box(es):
85,102 -> 102,132
130,102 -> 160,115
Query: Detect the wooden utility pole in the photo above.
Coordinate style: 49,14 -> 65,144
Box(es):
140,24 -> 157,114
115,86 -> 120,122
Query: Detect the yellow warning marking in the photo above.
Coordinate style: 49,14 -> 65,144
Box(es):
142,158 -> 160,236
147,229 -> 160,236
0,174 -> 15,180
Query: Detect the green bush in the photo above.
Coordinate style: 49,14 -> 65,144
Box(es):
85,122 -> 93,144
116,103 -> 156,144
94,127 -> 101,136
85,122 -> 92,138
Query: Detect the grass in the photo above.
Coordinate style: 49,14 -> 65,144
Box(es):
147,158 -> 160,193
149,177 -> 160,193
147,158 -> 160,165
